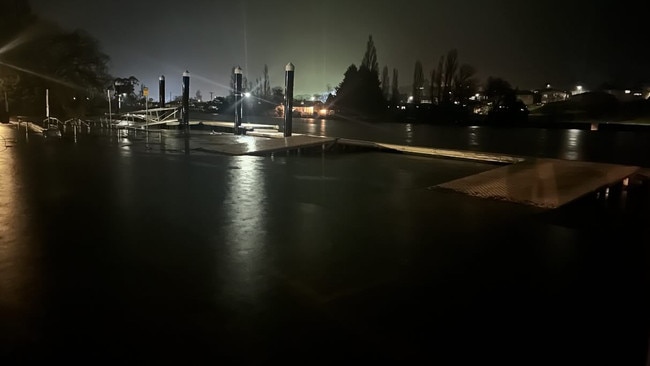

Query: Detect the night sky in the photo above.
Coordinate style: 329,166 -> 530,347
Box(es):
29,0 -> 649,98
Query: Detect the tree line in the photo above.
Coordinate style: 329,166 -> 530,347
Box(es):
332,35 -> 524,122
0,0 -> 112,119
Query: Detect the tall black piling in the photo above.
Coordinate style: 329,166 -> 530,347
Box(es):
182,70 -> 190,133
284,63 -> 295,137
234,66 -> 243,135
159,75 -> 165,108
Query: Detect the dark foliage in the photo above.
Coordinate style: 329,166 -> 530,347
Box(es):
1,1 -> 112,118
333,35 -> 385,117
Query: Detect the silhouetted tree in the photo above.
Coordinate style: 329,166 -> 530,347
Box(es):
1,2 -> 112,117
442,49 -> 458,103
20,29 -> 112,116
484,77 -> 514,107
0,0 -> 33,45
334,64 -> 360,112
391,68 -> 400,105
433,56 -> 444,103
453,64 -> 477,102
253,78 -> 261,97
271,86 -> 283,104
484,76 -> 527,123
412,60 -> 424,103
381,65 -> 390,101
361,35 -> 379,74
113,76 -> 140,109
229,67 -> 237,96
262,64 -> 271,99
334,35 -> 384,116
114,76 -> 139,96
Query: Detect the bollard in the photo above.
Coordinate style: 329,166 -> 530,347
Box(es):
182,70 -> 190,133
159,75 -> 165,108
284,63 -> 295,137
234,66 -> 243,135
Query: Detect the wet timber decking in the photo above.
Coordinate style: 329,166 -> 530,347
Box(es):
435,158 -> 640,208
180,133 -> 641,209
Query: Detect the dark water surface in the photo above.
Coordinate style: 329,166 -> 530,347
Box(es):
239,115 -> 650,166
0,124 -> 649,364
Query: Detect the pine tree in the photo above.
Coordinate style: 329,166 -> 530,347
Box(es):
434,56 -> 444,103
262,64 -> 271,99
335,35 -> 385,117
412,60 -> 424,104
391,68 -> 400,105
381,66 -> 390,101
442,49 -> 458,103
361,35 -> 379,74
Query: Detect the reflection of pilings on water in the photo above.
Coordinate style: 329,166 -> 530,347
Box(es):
575,174 -> 650,213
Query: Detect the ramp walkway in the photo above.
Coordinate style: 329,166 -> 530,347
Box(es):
435,158 -> 640,208
338,139 -> 523,164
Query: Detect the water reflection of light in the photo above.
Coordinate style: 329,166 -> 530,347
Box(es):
0,131 -> 28,308
561,129 -> 583,160
468,126 -> 480,148
318,119 -> 326,136
405,123 -> 413,145
302,119 -> 328,136
221,156 -> 268,302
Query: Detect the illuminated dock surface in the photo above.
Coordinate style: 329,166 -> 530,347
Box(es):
181,134 -> 335,155
436,158 -> 640,208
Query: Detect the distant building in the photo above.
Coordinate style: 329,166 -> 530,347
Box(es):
516,90 -> 536,106
601,87 -> 650,101
534,87 -> 570,104
276,101 -> 334,117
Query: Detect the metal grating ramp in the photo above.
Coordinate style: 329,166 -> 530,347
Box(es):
435,158 -> 640,208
